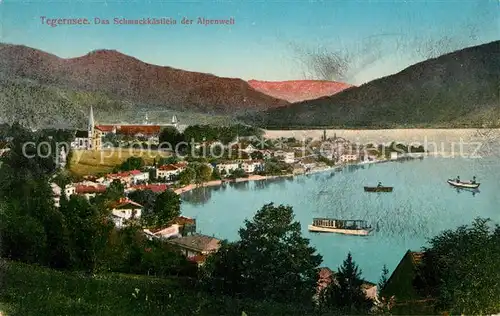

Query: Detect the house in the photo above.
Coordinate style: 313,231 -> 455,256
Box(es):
390,152 -> 398,160
216,161 -> 241,175
382,250 -> 424,301
156,163 -> 187,181
274,150 -> 295,164
64,184 -> 76,198
167,234 -> 221,266
315,267 -> 378,301
381,250 -> 438,313
51,183 -> 61,208
339,154 -> 358,163
75,183 -> 107,199
105,170 -> 149,186
240,160 -> 264,173
110,198 -> 143,228
242,144 -> 257,154
127,183 -> 168,194
144,224 -> 182,240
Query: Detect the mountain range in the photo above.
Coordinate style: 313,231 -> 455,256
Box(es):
247,80 -> 353,103
0,41 -> 498,129
242,40 -> 500,129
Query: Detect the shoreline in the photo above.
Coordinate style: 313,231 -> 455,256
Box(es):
174,155 -> 426,195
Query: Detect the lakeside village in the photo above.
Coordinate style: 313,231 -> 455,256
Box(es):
0,107 -> 433,313
48,107 -> 425,244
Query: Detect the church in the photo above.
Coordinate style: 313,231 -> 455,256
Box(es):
71,106 -> 180,150
71,106 -> 103,150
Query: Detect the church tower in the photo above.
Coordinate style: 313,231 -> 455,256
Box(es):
88,106 -> 95,150
171,115 -> 178,129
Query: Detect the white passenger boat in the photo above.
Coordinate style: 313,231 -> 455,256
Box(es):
308,218 -> 373,236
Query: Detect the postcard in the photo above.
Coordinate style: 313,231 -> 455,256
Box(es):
0,0 -> 499,315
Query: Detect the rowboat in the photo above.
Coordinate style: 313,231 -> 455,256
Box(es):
447,179 -> 480,189
308,218 -> 372,236
364,186 -> 393,192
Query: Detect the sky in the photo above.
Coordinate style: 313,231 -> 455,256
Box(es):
1,0 -> 499,85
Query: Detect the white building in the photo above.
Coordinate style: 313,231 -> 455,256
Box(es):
143,224 -> 182,240
216,161 -> 241,175
274,150 -> 295,164
241,160 -> 264,174
51,183 -> 61,208
242,144 -> 257,154
156,163 -> 187,181
64,184 -> 76,198
339,154 -> 358,163
110,198 -> 143,228
390,152 -> 398,160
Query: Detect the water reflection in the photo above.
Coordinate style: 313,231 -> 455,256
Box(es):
454,187 -> 480,197
181,187 -> 212,205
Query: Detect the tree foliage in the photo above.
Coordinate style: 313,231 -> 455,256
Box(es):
178,167 -> 196,186
150,190 -> 181,228
319,252 -> 373,314
418,217 -> 500,314
117,156 -> 145,171
202,203 -> 322,304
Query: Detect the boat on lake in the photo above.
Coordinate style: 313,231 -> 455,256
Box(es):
308,218 -> 373,236
447,179 -> 480,189
364,186 -> 393,192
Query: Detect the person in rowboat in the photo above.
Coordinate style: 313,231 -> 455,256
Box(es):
377,182 -> 382,187
455,176 -> 460,183
471,176 -> 476,184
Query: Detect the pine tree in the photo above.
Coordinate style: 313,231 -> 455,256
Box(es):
320,252 -> 373,313
378,264 -> 389,295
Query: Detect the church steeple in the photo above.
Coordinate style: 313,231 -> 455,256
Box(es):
88,105 -> 95,132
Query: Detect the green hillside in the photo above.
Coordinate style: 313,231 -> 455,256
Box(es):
0,260 -> 320,316
241,41 -> 500,129
0,78 -> 237,129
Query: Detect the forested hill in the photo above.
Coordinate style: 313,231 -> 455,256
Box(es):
241,41 -> 500,129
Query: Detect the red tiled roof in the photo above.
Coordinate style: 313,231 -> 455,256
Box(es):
159,164 -> 178,171
75,184 -> 106,194
130,184 -> 168,193
171,215 -> 195,225
95,125 -> 114,132
110,197 -> 143,209
119,125 -> 161,136
188,254 -> 208,264
107,169 -> 143,178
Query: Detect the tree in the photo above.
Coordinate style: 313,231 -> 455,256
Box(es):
418,218 -> 500,314
59,195 -> 114,273
378,264 -> 389,295
159,126 -> 184,150
194,163 -> 212,186
159,156 -> 179,165
118,157 -> 145,171
320,252 -> 373,313
178,167 -> 196,186
128,189 -> 158,227
150,190 -> 181,228
211,167 -> 221,180
250,151 -> 263,160
203,203 -> 322,304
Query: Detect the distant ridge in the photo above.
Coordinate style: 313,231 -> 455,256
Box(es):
0,43 -> 288,121
241,41 -> 500,129
247,79 -> 353,103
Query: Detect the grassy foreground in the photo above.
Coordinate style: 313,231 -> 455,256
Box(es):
0,260 -> 318,316
69,149 -> 169,176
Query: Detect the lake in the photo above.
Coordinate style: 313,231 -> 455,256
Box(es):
181,157 -> 500,283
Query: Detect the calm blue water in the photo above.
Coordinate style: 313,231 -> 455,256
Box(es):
181,157 -> 500,283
